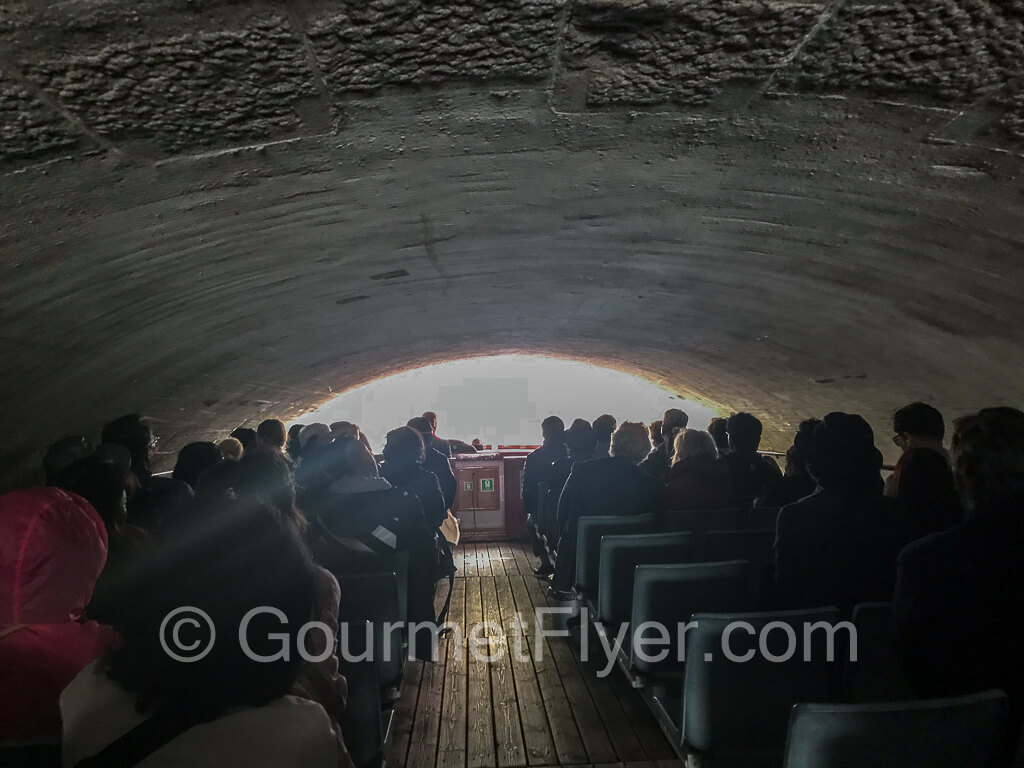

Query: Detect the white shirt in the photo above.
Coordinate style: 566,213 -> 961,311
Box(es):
61,661 -> 339,768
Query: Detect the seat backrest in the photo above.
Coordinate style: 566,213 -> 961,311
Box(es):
629,561 -> 757,678
318,544 -> 410,624
784,690 -> 1009,768
748,505 -> 780,531
844,602 -> 915,702
682,607 -> 841,764
337,620 -> 386,768
575,513 -> 658,595
662,508 -> 741,540
336,572 -> 405,688
597,532 -> 696,624
703,529 -> 775,573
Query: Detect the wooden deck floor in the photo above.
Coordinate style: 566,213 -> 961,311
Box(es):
386,540 -> 683,768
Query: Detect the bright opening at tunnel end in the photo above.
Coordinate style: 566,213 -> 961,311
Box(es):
292,355 -> 716,450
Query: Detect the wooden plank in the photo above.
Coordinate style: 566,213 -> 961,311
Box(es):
466,575 -> 496,768
570,644 -> 647,761
482,575 -> 527,767
476,541 -> 495,578
437,577 -> 468,768
406,649 -> 447,768
495,568 -> 556,767
507,571 -> 588,765
387,659 -> 426,768
461,542 -> 479,579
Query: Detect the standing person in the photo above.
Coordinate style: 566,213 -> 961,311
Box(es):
101,414 -> 193,532
0,488 -> 116,744
550,422 -> 661,599
592,414 -> 617,458
722,412 -> 782,503
406,417 -> 457,512
380,427 -> 447,530
521,417 -> 568,577
171,442 -> 223,491
885,402 -> 949,497
229,427 -> 258,453
649,420 -> 664,453
639,408 -> 688,480
894,407 -> 1024,752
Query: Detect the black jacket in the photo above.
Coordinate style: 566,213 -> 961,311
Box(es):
521,440 -> 568,518
422,447 -> 456,510
380,461 -> 447,529
638,446 -> 671,481
894,507 -> 1024,738
723,451 -> 783,501
774,487 -> 913,616
551,456 -> 661,591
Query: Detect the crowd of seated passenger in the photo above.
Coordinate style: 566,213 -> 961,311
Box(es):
1,409 -> 466,766
521,400 -> 1024,755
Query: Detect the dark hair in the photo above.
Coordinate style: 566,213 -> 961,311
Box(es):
707,418 -> 730,453
43,435 -> 95,484
565,421 -> 597,457
318,436 -> 376,481
256,419 -> 287,449
172,442 -> 223,490
951,407 -> 1024,513
229,427 -> 258,449
649,420 -> 663,446
894,448 -> 961,531
406,417 -> 432,436
541,415 -> 565,439
232,450 -> 307,535
57,456 -> 130,535
726,412 -> 763,454
893,402 -> 945,441
102,414 -> 152,472
592,414 -> 617,439
384,426 -> 425,467
807,412 -> 882,494
286,424 -> 304,461
105,496 -> 317,718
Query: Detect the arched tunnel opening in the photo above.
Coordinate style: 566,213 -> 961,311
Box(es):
2,1 -> 1024,766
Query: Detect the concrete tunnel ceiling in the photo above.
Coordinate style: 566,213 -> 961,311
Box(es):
1,0 -> 1024,482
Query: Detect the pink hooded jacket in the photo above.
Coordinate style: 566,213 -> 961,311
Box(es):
0,487 -> 116,742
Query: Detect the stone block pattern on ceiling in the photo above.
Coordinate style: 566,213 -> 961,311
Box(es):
776,0 -> 1024,104
0,70 -> 83,162
19,15 -> 319,153
306,0 -> 567,93
561,0 -> 825,106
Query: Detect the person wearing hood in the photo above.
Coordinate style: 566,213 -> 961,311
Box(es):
663,429 -> 734,511
0,487 -> 116,743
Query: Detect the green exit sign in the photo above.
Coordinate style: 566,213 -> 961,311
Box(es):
480,478 -> 494,492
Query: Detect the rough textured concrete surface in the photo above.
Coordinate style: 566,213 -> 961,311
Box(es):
563,0 -> 824,106
1,1 -> 1023,484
